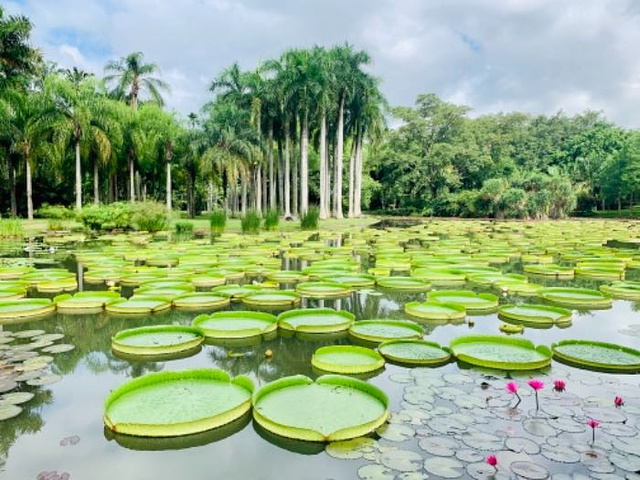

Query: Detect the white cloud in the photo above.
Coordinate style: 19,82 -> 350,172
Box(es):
5,0 -> 640,127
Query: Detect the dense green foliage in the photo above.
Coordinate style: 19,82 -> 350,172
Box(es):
78,201 -> 170,231
263,209 -> 279,231
174,221 -> 194,234
0,9 -> 638,221
209,209 -> 226,233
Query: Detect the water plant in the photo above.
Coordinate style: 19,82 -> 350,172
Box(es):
0,218 -> 23,238
263,209 -> 279,231
174,221 -> 194,234
506,381 -> 521,407
209,209 -> 227,234
241,209 -> 261,234
587,418 -> 599,444
528,379 -> 544,410
300,206 -> 319,230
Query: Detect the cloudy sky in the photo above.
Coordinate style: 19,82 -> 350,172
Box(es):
6,0 -> 640,126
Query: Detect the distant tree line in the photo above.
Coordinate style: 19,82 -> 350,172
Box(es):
0,7 -> 638,220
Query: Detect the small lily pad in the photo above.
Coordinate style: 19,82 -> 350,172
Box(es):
510,461 -> 549,480
379,449 -> 423,472
26,374 -> 62,386
0,403 -> 22,420
423,457 -> 464,478
41,344 -> 75,354
0,392 -> 34,405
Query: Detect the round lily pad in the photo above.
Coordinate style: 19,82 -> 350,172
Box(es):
423,457 -> 464,478
172,293 -> 230,310
104,369 -> 254,437
105,295 -> 172,315
378,340 -> 451,366
498,304 -> 572,326
0,392 -> 34,405
267,271 -> 309,284
112,325 -> 204,357
192,311 -> 278,339
600,281 -> 640,300
349,320 -> 424,344
428,290 -> 499,313
404,301 -> 466,321
211,284 -> 264,300
295,281 -> 351,298
241,290 -> 301,307
552,339 -> 640,373
312,345 -> 385,374
278,308 -> 354,334
449,335 -> 552,370
0,404 -> 22,421
376,277 -> 430,292
252,374 -> 388,442
524,264 -> 574,278
538,287 -> 612,309
54,291 -> 121,312
41,344 -> 75,354
328,274 -> 376,288
0,299 -> 56,322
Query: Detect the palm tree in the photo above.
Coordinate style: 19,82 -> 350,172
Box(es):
104,52 -> 169,110
42,75 -> 121,209
3,87 -> 56,219
0,7 -> 40,89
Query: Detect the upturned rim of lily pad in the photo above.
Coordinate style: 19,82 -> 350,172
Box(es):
111,325 -> 205,356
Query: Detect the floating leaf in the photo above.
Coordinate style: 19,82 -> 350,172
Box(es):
0,403 -> 22,420
423,457 -> 464,478
509,461 -> 549,480
379,449 -> 422,472
41,344 -> 75,354
326,437 -> 378,459
358,464 -> 394,480
376,423 -> 414,442
418,435 -> 460,456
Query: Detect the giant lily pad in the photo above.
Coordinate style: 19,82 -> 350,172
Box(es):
192,311 -> 278,339
552,339 -> 640,373
112,325 -> 204,357
105,295 -> 172,315
449,335 -> 552,370
349,320 -> 424,344
104,369 -> 254,437
498,304 -> 572,326
427,290 -> 499,313
278,308 -> 354,334
538,287 -> 612,308
252,374 -> 388,442
600,281 -> 640,300
524,264 -> 574,278
211,284 -> 264,300
0,299 -> 55,322
241,290 -> 300,308
312,345 -> 385,374
295,281 -> 351,298
54,291 -> 121,313
378,340 -> 451,366
376,277 -> 430,292
172,292 -> 230,310
404,301 -> 466,321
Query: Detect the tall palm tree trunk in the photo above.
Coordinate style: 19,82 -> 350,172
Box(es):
94,162 -> 100,205
348,140 -> 356,218
262,165 -> 268,212
128,154 -> 135,202
8,158 -> 17,218
269,124 -> 276,210
292,139 -> 298,217
75,140 -> 82,210
277,140 -> 284,214
319,112 -> 328,219
166,143 -> 173,211
354,134 -> 364,217
26,155 -> 33,220
241,178 -> 247,215
300,111 -> 309,215
284,124 -> 292,218
334,94 -> 345,218
255,166 -> 262,214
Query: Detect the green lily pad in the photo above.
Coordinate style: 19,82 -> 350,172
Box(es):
376,277 -> 430,292
552,340 -> 640,373
278,308 -> 354,334
524,264 -> 574,278
427,290 -> 499,313
378,340 -> 450,366
0,404 -> 22,421
0,299 -> 56,322
404,301 -> 466,321
211,284 -> 265,300
241,290 -> 301,307
112,325 -> 204,357
295,281 -> 351,298
538,287 -> 612,308
105,295 -> 172,315
312,345 -> 385,374
498,304 -> 572,326
104,369 -> 254,437
423,457 -> 464,478
54,291 -> 121,312
172,292 -> 230,310
349,320 -> 424,344
600,281 -> 640,300
192,311 -> 278,339
41,344 -> 75,354
449,335 -> 552,370
252,374 -> 388,442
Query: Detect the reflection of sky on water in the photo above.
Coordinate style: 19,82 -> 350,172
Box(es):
1,252 -> 640,479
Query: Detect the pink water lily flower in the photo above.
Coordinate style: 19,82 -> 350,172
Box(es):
588,418 -> 600,444
506,381 -> 521,408
614,396 -> 624,407
486,454 -> 498,468
528,379 -> 544,410
553,380 -> 566,392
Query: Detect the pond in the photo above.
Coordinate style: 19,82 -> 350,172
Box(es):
1,220 -> 640,480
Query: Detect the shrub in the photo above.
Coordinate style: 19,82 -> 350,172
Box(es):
47,219 -> 66,231
0,218 -> 23,238
241,210 -> 261,234
130,202 -> 171,232
209,209 -> 227,234
79,203 -> 132,231
36,204 -> 76,219
263,209 -> 279,231
300,207 -> 319,230
175,221 -> 194,234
